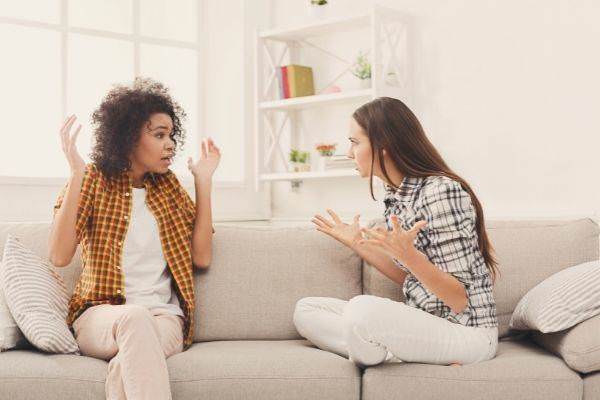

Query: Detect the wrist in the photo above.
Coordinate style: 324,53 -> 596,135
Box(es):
193,175 -> 213,185
399,247 -> 424,267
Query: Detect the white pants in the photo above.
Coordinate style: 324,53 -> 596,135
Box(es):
293,295 -> 498,367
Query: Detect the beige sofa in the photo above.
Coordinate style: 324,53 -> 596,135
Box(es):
0,218 -> 598,400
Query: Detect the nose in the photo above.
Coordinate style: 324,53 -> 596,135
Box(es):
166,137 -> 175,150
346,146 -> 354,159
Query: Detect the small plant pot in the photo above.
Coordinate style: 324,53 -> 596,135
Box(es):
359,77 -> 372,89
291,162 -> 311,172
308,4 -> 328,19
318,155 -> 332,171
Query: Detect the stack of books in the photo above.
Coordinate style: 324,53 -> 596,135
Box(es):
323,155 -> 356,170
276,65 -> 315,99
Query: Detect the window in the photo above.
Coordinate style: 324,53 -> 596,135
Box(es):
0,0 -> 243,184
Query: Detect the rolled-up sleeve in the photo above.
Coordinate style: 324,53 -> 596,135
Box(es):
419,179 -> 477,290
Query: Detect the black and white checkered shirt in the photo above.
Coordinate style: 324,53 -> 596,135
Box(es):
383,175 -> 498,328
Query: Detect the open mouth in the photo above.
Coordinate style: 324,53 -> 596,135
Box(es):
161,157 -> 172,165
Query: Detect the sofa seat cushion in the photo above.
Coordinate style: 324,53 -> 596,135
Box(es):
362,339 -> 582,400
583,371 -> 600,400
0,349 -> 106,400
168,340 -> 361,400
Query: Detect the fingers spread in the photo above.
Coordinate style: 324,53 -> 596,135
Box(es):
314,214 -> 333,228
326,209 -> 342,224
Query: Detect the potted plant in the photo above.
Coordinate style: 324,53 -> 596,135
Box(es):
315,142 -> 337,171
351,51 -> 372,89
290,149 -> 311,172
307,0 -> 329,19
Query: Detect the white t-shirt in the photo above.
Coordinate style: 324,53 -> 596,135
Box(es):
121,187 -> 184,318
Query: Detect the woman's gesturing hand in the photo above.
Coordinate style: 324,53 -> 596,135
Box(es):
359,214 -> 427,264
311,209 -> 362,249
60,115 -> 85,174
188,137 -> 221,180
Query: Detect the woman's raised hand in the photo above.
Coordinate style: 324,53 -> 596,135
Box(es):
188,137 -> 221,181
359,214 -> 427,264
60,115 -> 85,174
311,209 -> 362,249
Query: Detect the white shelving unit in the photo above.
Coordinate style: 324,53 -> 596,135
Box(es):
254,5 -> 409,189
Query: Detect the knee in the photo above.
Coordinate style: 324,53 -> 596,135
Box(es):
344,295 -> 378,328
118,305 -> 153,327
293,297 -> 315,329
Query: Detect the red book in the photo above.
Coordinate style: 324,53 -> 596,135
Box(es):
282,66 -> 290,99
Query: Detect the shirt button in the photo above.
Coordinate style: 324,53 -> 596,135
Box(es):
118,241 -> 123,246
124,192 -> 130,197
116,289 -> 122,294
124,215 -> 128,220
116,265 -> 121,270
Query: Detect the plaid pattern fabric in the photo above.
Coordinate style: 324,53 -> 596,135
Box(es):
383,175 -> 498,328
53,163 -> 198,349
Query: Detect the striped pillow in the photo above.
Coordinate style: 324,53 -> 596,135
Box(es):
510,260 -> 600,333
0,259 -> 29,351
1,235 -> 80,354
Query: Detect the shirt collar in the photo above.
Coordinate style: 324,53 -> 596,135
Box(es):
384,176 -> 426,205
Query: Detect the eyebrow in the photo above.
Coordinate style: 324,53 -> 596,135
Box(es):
151,125 -> 173,132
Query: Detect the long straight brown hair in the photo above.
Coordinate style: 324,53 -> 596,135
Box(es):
353,97 -> 500,282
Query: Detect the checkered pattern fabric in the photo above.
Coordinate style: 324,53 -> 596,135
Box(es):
383,175 -> 498,328
53,163 -> 198,349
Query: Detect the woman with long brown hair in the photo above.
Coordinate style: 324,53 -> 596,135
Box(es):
294,96 -> 499,367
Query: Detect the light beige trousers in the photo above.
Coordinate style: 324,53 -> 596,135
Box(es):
72,304 -> 184,400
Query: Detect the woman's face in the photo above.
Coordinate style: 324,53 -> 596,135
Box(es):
346,117 -> 377,178
129,112 -> 175,174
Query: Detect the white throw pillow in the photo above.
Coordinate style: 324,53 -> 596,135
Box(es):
510,260 -> 600,333
1,235 -> 80,354
0,259 -> 28,351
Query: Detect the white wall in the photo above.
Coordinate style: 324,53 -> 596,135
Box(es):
268,0 -> 600,223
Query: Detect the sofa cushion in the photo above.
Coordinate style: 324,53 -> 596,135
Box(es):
584,371 -> 600,400
168,340 -> 361,400
510,260 -> 600,333
194,226 -> 362,341
363,219 -> 600,338
362,339 -> 582,400
532,313 -> 600,373
0,350 -> 106,400
0,259 -> 28,351
2,235 -> 80,354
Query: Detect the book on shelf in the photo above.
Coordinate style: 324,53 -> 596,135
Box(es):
276,65 -> 314,99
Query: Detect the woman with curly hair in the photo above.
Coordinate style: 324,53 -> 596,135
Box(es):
294,97 -> 499,368
48,77 -> 219,399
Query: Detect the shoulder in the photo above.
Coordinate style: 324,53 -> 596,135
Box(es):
420,175 -> 468,202
417,175 -> 474,216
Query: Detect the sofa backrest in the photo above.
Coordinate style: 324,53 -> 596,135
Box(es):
193,225 -> 362,341
0,222 -> 363,342
362,218 -> 600,338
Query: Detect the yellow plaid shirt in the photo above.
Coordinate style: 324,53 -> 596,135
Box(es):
53,163 -> 199,349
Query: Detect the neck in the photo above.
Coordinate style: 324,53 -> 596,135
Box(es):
376,158 -> 405,188
128,161 -> 147,188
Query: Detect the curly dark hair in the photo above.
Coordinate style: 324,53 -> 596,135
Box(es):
90,77 -> 187,179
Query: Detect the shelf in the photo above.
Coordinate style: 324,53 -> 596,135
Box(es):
259,89 -> 373,111
260,169 -> 359,182
259,14 -> 370,42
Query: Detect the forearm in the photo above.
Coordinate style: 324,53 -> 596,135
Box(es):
403,249 -> 468,314
48,170 -> 83,267
191,177 -> 213,268
352,242 -> 408,286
